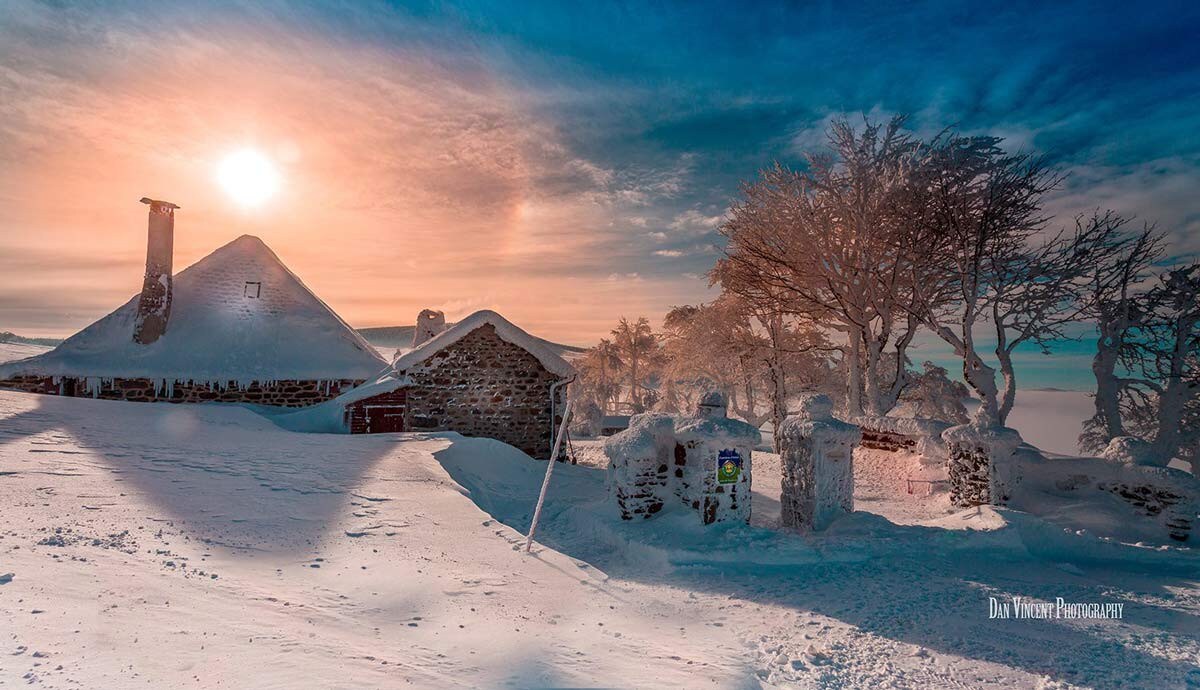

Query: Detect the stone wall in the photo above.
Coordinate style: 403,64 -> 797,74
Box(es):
1097,481 -> 1193,542
0,375 -> 63,395
859,428 -> 917,453
400,323 -> 562,458
943,423 -> 1022,508
0,375 -> 359,408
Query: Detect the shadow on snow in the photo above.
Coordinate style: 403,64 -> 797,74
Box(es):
432,438 -> 1200,689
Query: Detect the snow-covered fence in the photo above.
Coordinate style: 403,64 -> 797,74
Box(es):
779,394 -> 862,531
850,416 -> 951,459
943,423 -> 1023,507
604,414 -> 676,519
604,392 -> 760,525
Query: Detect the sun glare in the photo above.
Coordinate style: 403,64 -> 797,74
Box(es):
217,149 -> 281,208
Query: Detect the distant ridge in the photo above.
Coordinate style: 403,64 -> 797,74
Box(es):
0,331 -> 62,347
358,324 -> 586,358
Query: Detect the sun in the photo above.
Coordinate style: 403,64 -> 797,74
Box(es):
216,149 -> 281,208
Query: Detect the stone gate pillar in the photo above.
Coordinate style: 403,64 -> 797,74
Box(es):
942,423 -> 1022,507
673,392 -> 760,525
605,413 -> 675,520
779,393 -> 861,531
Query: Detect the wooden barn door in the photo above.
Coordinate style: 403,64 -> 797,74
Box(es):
365,405 -> 406,433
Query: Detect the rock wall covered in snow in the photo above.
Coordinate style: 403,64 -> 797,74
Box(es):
851,416 -> 951,459
0,375 -> 361,407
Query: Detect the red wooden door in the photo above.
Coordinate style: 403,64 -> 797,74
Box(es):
366,406 -> 405,433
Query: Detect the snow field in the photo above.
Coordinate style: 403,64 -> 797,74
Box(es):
1,387 -> 1199,688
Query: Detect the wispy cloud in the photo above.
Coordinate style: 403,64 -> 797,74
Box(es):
0,0 -> 1197,346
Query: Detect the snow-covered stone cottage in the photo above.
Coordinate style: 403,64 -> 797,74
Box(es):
0,200 -> 387,405
329,310 -> 575,458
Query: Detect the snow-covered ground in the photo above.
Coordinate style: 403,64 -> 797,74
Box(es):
3,390 -> 1200,689
0,342 -> 52,367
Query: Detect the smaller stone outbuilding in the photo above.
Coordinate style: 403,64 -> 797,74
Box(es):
332,310 -> 575,459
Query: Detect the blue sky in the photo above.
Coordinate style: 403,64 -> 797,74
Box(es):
1,0 -> 1198,391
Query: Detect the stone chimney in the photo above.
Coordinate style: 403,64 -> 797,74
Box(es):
132,197 -> 178,345
412,309 -> 446,347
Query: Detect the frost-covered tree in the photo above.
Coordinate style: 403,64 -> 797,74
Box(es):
899,361 -> 970,424
899,133 -> 1062,426
660,301 -> 757,420
987,212 -> 1138,424
1117,265 -> 1200,465
574,338 -> 624,416
611,317 -> 663,413
1079,222 -> 1165,450
719,116 -> 921,417
660,294 -> 836,446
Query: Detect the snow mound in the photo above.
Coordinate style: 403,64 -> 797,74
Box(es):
0,235 -> 386,383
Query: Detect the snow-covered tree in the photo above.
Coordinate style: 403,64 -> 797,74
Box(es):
1116,264 -> 1200,466
611,317 -> 663,413
988,212 -> 1139,424
899,132 -> 1062,426
899,361 -> 970,424
1079,222 -> 1165,451
660,294 -> 836,447
718,116 -> 921,417
573,338 -> 624,416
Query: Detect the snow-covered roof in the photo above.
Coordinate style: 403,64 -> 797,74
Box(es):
391,309 -> 576,378
0,235 -> 387,382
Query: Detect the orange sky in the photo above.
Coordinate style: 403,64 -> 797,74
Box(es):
0,7 -> 713,344
8,4 -> 1194,351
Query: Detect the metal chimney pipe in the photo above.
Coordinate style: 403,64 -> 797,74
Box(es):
132,197 -> 179,345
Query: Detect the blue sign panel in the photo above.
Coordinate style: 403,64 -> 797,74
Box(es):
716,448 -> 743,484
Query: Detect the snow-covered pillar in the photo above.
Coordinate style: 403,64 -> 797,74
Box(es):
133,197 -> 178,345
604,413 -> 675,519
942,422 -> 1023,507
673,392 -> 760,525
412,309 -> 447,347
779,393 -> 861,531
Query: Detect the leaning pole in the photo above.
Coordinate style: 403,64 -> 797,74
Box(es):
525,400 -> 573,553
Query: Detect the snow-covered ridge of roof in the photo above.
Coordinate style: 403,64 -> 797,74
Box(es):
392,310 -> 576,379
0,235 -> 387,382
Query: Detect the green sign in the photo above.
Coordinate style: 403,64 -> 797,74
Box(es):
716,449 -> 742,484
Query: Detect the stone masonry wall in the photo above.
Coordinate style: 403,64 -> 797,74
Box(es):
401,324 -> 562,458
0,375 -> 359,408
0,375 -> 63,395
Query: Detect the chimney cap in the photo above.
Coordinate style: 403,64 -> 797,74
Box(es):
140,197 -> 180,209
